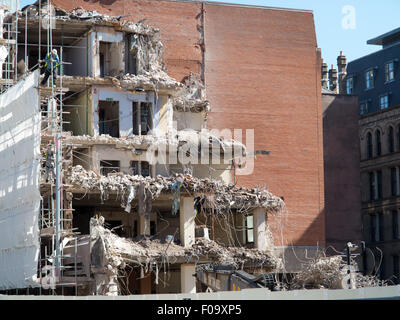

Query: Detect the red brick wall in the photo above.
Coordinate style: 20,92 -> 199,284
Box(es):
52,0 -> 325,247
53,0 -> 203,81
204,3 -> 324,247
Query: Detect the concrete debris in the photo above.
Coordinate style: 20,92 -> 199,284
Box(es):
118,70 -> 181,91
70,165 -> 285,213
66,133 -> 155,149
66,131 -> 246,159
60,73 -> 181,92
290,254 -> 386,290
191,238 -> 281,269
17,3 -> 159,36
89,217 -> 281,294
173,73 -> 210,113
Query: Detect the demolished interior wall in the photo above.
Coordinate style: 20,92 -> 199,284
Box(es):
0,71 -> 41,290
64,90 -> 91,136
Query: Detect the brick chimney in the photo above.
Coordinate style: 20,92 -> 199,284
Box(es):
321,59 -> 328,89
328,64 -> 338,93
337,51 -> 347,94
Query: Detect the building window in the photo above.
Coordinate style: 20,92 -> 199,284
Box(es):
380,95 -> 389,109
369,172 -> 376,201
388,126 -> 395,153
375,130 -> 382,156
391,168 -> 398,196
385,62 -> 395,82
370,214 -> 377,241
130,160 -> 150,177
370,170 -> 382,200
245,215 -> 254,244
359,102 -> 368,115
346,77 -> 353,94
365,69 -> 374,89
393,256 -> 400,284
393,210 -> 399,240
370,213 -> 384,242
127,34 -> 138,75
133,102 -> 153,135
377,170 -> 382,199
366,132 -> 373,159
150,221 -> 156,236
379,256 -> 385,280
397,125 -> 400,151
379,212 -> 384,241
99,100 -> 120,138
100,160 -> 120,176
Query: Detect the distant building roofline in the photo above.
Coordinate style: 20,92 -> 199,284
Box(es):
150,0 -> 313,13
367,27 -> 400,46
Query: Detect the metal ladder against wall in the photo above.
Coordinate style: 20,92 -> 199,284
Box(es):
35,0 -> 84,295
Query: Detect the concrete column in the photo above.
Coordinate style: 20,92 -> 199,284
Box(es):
139,214 -> 150,236
180,196 -> 195,247
180,264 -> 196,293
253,207 -> 267,251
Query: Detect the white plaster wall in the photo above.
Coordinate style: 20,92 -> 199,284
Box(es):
92,87 -> 161,137
63,36 -> 88,76
92,27 -> 124,78
173,111 -> 205,131
91,145 -> 150,175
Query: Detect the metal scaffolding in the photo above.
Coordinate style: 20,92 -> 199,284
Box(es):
0,0 -> 87,295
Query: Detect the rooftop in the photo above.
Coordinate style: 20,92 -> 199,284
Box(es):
367,27 -> 400,47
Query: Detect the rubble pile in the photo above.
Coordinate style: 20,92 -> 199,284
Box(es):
69,165 -> 285,213
17,3 -> 159,36
60,74 -> 182,92
91,217 -> 280,270
66,134 -> 155,149
90,217 -> 281,294
173,73 -> 210,113
66,131 -> 246,156
191,238 -> 281,269
118,71 -> 181,91
290,254 -> 386,290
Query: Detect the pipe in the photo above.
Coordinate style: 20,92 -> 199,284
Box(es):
55,132 -> 61,276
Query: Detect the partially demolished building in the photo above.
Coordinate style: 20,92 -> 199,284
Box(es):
0,1 -> 287,295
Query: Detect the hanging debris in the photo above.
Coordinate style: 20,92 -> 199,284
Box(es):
173,73 -> 210,113
289,253 -> 387,290
89,217 -> 282,294
69,165 -> 285,214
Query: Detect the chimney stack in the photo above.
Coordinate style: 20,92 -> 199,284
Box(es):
337,51 -> 347,94
321,59 -> 328,89
328,64 -> 338,93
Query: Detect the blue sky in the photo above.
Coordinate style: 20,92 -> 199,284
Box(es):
18,0 -> 400,68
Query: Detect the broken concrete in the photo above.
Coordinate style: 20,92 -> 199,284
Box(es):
290,253 -> 386,290
69,165 -> 285,213
89,217 -> 281,295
